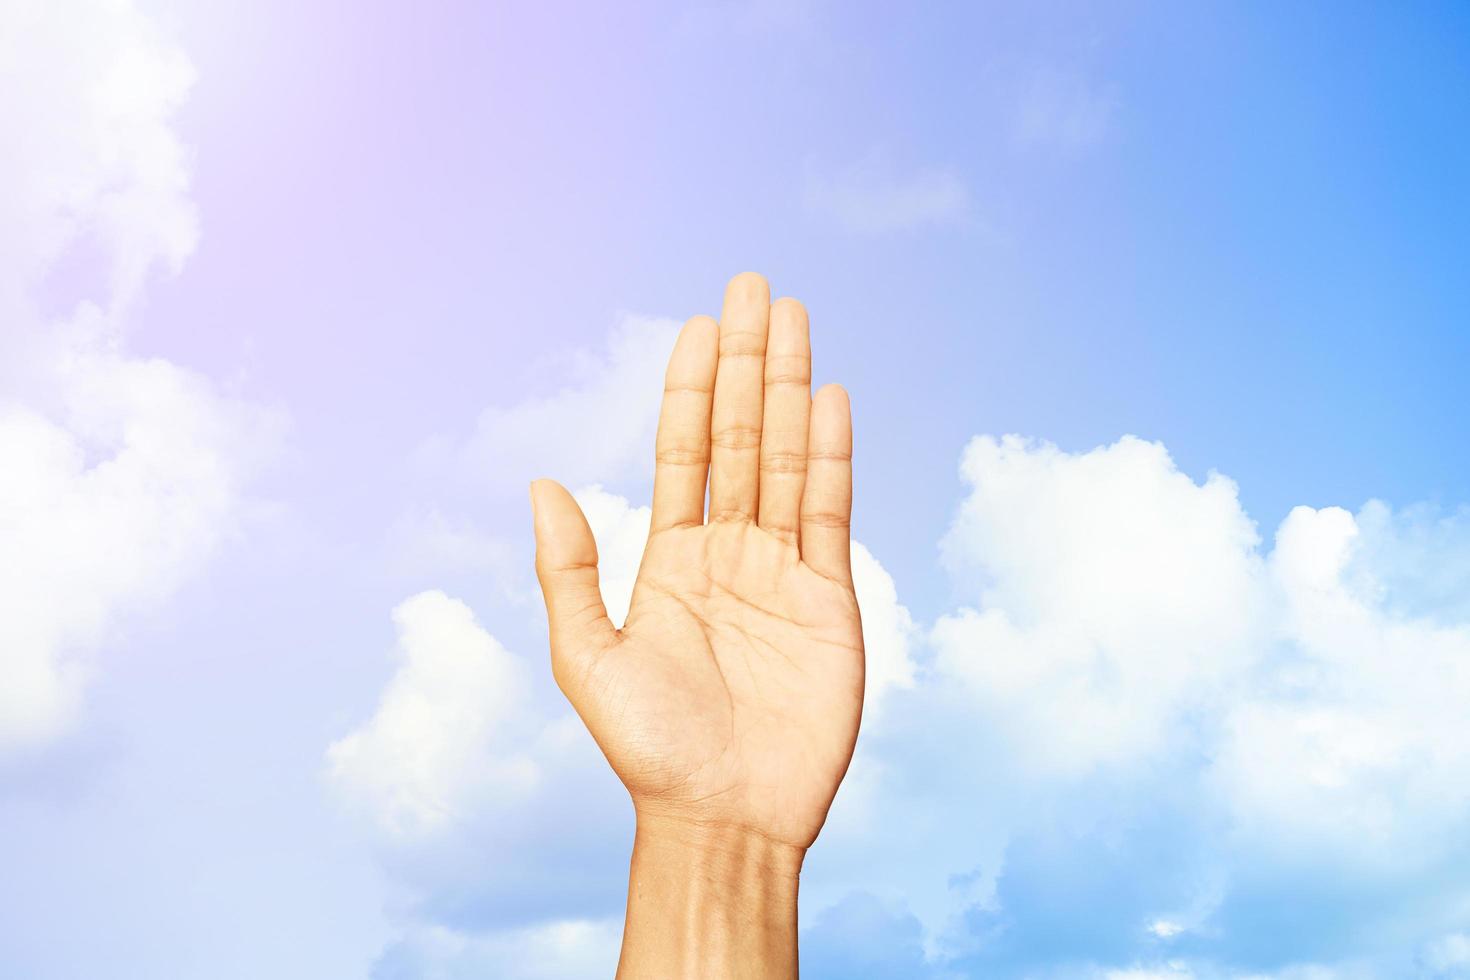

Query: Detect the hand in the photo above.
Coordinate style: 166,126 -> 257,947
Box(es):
530,272 -> 863,977
531,270 -> 863,845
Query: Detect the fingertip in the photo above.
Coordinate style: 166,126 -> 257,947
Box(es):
681,313 -> 718,338
672,315 -> 720,363
529,478 -> 573,531
529,479 -> 551,533
771,295 -> 808,319
769,297 -> 811,347
529,476 -> 557,504
814,383 -> 850,410
810,385 -> 853,460
724,271 -> 771,304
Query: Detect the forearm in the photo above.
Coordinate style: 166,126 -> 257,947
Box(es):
616,812 -> 805,979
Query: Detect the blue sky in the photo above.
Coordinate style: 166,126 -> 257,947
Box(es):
3,1 -> 1470,977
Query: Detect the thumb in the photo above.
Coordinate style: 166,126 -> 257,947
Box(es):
530,479 -> 617,679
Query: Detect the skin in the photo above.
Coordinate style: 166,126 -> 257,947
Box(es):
530,272 -> 863,978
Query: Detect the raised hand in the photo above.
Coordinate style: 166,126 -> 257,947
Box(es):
530,272 -> 863,978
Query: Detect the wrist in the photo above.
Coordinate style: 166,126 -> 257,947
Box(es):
617,809 -> 804,979
633,808 -> 807,881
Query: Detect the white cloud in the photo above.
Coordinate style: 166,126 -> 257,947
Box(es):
326,591 -> 543,838
791,433 -> 1470,972
0,0 -> 196,325
326,590 -> 627,927
805,155 -> 970,234
0,343 -> 277,748
851,540 -> 918,720
573,485 -> 651,629
909,434 -> 1470,961
0,0 -> 278,751
1344,500 -> 1470,624
1210,503 -> 1470,865
933,435 -> 1268,774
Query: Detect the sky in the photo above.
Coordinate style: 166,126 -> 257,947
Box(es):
2,1 -> 1470,977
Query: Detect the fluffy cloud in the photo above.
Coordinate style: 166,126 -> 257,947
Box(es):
325,592 -> 543,838
572,486 -> 650,629
0,0 -> 278,752
1211,502 -> 1470,865
909,435 -> 1470,974
0,0 -> 196,324
933,435 -> 1267,774
0,343 -> 277,748
852,539 -> 919,720
326,586 -> 625,932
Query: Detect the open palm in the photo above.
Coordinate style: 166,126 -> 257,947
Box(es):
531,273 -> 863,850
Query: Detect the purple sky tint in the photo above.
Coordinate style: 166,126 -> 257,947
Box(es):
6,2 -> 1470,977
